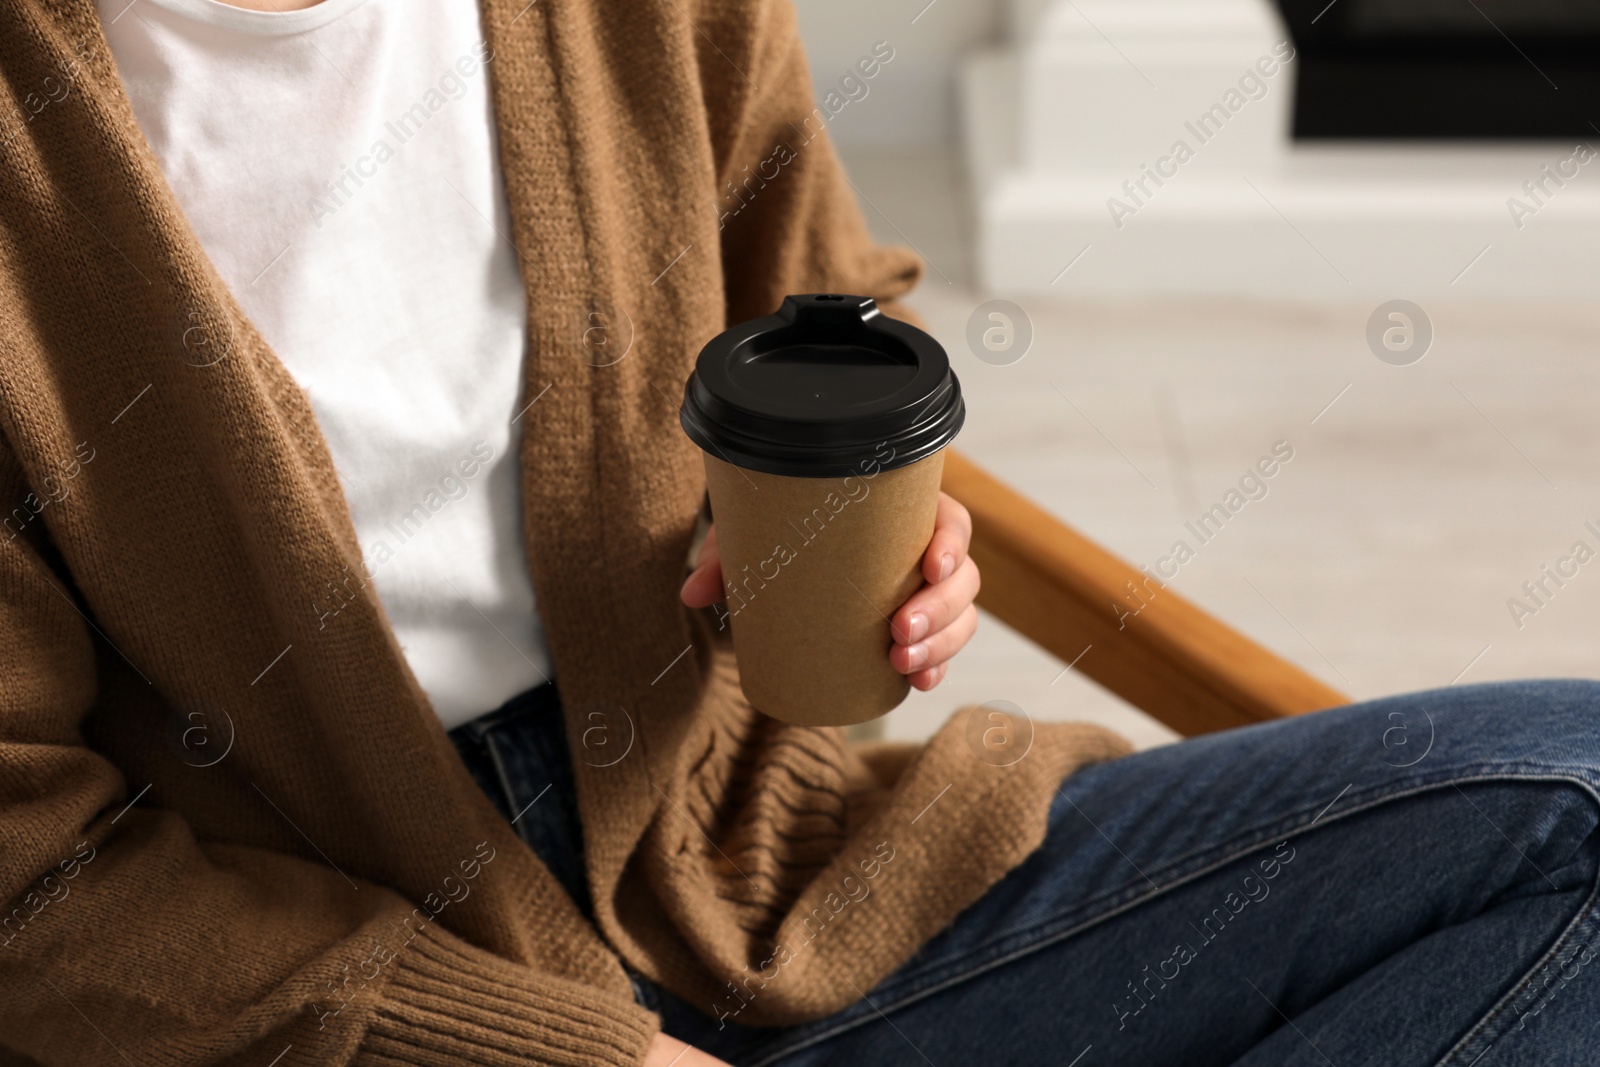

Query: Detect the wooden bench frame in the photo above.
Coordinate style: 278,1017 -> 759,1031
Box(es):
941,451 -> 1347,737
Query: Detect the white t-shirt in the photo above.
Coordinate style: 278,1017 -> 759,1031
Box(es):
97,0 -> 552,729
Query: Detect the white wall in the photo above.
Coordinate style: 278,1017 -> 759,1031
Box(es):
794,0 -> 1003,147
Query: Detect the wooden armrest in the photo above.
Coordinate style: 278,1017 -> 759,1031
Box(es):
941,450 -> 1347,737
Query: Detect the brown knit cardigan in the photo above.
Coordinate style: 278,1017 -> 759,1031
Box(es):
0,0 -> 1131,1063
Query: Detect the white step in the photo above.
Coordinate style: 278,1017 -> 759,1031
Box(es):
1011,0 -> 1292,171
962,49 -> 1600,300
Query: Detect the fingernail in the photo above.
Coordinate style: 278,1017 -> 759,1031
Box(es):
906,613 -> 929,643
938,554 -> 955,582
904,643 -> 929,671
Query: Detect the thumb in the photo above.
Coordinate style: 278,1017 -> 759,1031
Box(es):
680,525 -> 724,608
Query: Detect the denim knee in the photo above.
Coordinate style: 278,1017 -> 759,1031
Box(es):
1388,679 -> 1600,778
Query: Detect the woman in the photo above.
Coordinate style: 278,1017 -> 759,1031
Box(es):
0,0 -> 1596,1064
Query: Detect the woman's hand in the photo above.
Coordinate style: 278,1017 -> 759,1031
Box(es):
679,492 -> 979,691
887,491 -> 978,690
644,1032 -> 734,1067
678,523 -> 726,611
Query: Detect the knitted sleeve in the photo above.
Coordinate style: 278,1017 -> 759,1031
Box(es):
699,0 -> 928,329
0,440 -> 657,1066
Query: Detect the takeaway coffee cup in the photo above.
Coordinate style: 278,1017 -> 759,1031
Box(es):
680,293 -> 965,726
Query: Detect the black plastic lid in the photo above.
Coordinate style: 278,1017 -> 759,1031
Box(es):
680,294 -> 965,478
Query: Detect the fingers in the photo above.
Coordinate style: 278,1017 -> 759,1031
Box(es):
892,555 -> 980,648
891,602 -> 977,682
679,525 -> 723,608
907,661 -> 949,692
888,495 -> 980,688
921,492 -> 972,585
683,508 -> 980,693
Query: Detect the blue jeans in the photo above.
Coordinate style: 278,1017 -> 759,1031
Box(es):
449,680 -> 1600,1065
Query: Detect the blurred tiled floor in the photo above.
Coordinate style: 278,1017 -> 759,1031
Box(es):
840,145 -> 1600,751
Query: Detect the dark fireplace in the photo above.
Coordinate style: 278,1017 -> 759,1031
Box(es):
1276,0 -> 1600,138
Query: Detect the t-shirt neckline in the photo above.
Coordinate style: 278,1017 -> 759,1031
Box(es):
128,0 -> 374,36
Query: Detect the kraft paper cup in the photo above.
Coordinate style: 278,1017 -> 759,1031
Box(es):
681,294 -> 965,727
